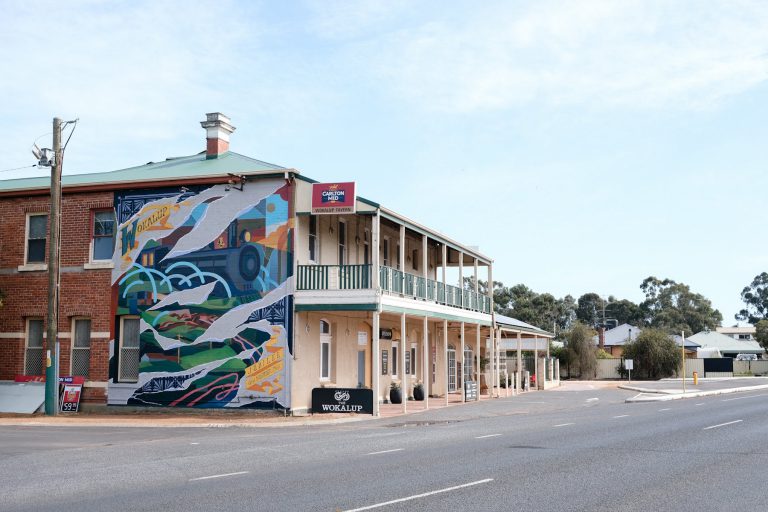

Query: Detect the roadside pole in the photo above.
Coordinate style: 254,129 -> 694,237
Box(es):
681,331 -> 686,393
45,117 -> 63,416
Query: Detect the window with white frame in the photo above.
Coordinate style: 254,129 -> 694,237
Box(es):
383,238 -> 390,267
92,210 -> 116,261
24,318 -> 44,375
118,316 -> 140,382
392,341 -> 399,378
338,220 -> 346,265
26,214 -> 47,264
320,320 -> 331,380
308,216 -> 318,263
71,318 -> 91,378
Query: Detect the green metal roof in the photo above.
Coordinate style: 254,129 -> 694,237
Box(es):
0,151 -> 287,193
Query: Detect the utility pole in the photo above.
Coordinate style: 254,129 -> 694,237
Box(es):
44,117 -> 63,416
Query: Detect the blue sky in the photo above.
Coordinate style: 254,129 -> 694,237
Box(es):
1,1 -> 766,327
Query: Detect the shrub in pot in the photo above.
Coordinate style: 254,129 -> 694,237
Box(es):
413,382 -> 425,401
389,382 -> 402,404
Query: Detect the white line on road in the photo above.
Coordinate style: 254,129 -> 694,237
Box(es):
612,415 -> 629,418
722,393 -> 768,402
366,448 -> 404,455
190,442 -> 200,445
703,420 -> 743,430
475,434 -> 502,439
695,403 -> 705,406
553,423 -> 575,427
658,408 -> 671,412
189,471 -> 249,481
342,478 -> 494,512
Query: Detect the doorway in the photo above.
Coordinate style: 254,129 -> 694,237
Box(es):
357,350 -> 366,388
447,346 -> 457,392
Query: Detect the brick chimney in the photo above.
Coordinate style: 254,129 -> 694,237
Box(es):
200,112 -> 235,159
598,326 -> 605,349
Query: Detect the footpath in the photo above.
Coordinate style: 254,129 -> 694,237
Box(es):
621,376 -> 768,402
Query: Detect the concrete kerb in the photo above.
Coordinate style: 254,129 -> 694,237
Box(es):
623,383 -> 768,403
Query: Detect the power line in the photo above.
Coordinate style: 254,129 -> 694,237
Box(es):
0,164 -> 39,174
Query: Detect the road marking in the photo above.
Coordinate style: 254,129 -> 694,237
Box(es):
722,393 -> 768,402
366,448 -> 403,455
342,478 -> 493,512
189,471 -> 249,481
586,398 -> 599,402
695,403 -> 705,406
190,442 -> 200,445
703,420 -> 742,430
658,408 -> 671,412
553,423 -> 575,427
612,415 -> 629,418
475,434 -> 502,439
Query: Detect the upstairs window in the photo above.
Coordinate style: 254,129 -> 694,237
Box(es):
308,216 -> 318,263
26,214 -> 47,264
364,229 -> 370,265
92,210 -> 116,261
383,238 -> 390,267
338,220 -> 346,265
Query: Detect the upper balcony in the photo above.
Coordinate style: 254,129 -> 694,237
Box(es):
296,264 -> 491,315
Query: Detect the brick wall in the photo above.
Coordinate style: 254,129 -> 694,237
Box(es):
0,190 -> 114,403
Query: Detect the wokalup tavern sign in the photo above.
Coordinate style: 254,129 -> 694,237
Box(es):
311,182 -> 356,214
312,387 -> 373,414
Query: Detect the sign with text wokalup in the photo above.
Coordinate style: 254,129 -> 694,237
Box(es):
312,388 -> 373,414
311,182 -> 356,214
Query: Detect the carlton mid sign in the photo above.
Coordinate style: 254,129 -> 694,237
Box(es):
311,182 -> 356,214
312,387 -> 373,414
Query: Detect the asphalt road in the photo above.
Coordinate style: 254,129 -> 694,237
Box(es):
2,385 -> 767,512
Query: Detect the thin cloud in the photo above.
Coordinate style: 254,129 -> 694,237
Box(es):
371,0 -> 768,112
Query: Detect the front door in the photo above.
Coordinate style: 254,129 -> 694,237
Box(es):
447,349 -> 456,392
357,350 -> 366,388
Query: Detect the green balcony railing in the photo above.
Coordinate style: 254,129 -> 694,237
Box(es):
297,263 -> 492,314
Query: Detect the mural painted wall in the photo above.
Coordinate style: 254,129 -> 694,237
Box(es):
110,179 -> 293,408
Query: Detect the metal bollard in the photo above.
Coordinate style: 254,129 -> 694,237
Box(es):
693,371 -> 698,385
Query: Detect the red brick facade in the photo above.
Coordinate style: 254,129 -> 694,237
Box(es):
0,190 -> 114,403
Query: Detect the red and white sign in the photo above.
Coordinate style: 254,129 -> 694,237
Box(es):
311,182 -> 356,214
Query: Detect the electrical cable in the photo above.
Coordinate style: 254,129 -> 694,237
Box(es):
0,164 -> 39,174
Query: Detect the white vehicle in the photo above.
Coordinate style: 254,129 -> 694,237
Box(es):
735,353 -> 758,361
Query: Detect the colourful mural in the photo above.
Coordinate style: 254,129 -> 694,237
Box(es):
110,179 -> 294,408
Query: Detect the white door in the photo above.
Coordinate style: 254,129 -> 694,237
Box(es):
447,349 -> 457,392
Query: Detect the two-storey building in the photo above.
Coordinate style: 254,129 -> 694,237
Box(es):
0,113 -> 550,415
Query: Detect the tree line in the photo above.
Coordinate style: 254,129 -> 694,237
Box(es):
469,272 -> 768,349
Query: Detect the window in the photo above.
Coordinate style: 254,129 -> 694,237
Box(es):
383,238 -> 390,267
320,320 -> 331,380
72,318 -> 91,378
412,249 -> 419,271
24,319 -> 44,375
26,214 -> 47,264
308,216 -> 318,262
396,244 -> 401,269
338,220 -> 346,265
364,229 -> 370,265
92,210 -> 116,261
411,345 -> 417,376
119,316 -> 140,382
392,342 -> 399,378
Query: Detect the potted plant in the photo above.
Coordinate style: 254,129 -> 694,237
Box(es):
413,382 -> 425,401
389,381 -> 402,404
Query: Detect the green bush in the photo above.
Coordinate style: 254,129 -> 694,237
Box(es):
622,328 -> 681,379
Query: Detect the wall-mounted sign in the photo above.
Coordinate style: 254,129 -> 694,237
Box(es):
311,182 -> 356,214
379,328 -> 393,340
358,331 -> 368,346
381,349 -> 389,375
312,388 -> 373,414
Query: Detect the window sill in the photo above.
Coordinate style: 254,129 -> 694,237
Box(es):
84,261 -> 114,270
17,263 -> 47,272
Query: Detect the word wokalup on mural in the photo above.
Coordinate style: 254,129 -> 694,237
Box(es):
110,179 -> 293,408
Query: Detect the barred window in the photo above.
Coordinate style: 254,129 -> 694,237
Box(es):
72,319 -> 91,378
25,319 -> 44,375
119,317 -> 140,382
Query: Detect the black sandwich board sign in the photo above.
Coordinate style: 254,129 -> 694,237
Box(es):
312,388 -> 373,414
